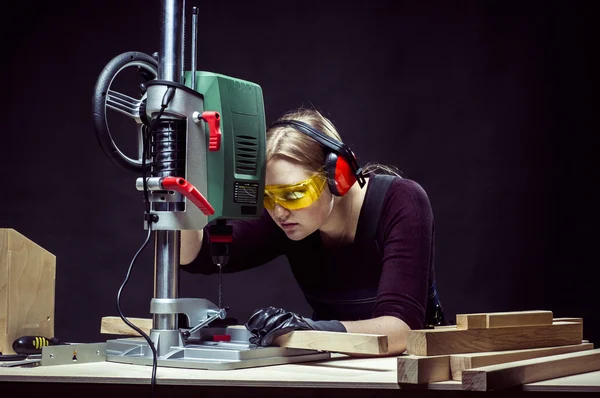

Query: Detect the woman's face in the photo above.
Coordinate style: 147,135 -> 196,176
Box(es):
265,157 -> 334,241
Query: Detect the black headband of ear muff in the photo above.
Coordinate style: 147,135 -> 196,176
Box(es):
269,119 -> 364,180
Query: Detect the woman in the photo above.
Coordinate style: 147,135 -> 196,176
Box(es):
180,108 -> 444,355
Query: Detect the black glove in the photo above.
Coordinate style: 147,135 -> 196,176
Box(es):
245,306 -> 346,347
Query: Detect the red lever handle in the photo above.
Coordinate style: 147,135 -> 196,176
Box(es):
202,111 -> 221,152
161,177 -> 215,216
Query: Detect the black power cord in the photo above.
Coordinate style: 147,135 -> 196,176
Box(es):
115,85 -> 176,398
115,223 -> 157,397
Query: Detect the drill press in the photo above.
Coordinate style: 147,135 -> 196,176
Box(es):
91,0 -> 329,370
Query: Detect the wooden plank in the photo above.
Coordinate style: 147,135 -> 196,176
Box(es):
397,355 -> 450,384
457,310 -> 553,330
451,342 -> 594,380
100,316 -> 151,336
462,348 -> 600,391
407,321 -> 582,356
274,330 -> 388,356
0,229 -> 56,355
456,314 -> 486,330
101,316 -> 389,356
487,310 -> 553,328
434,325 -> 457,330
553,317 -> 583,324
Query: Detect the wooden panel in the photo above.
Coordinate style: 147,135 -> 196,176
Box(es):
450,342 -> 594,380
407,321 -> 582,356
462,348 -> 600,391
0,229 -> 56,354
274,330 -> 388,356
101,316 -> 151,335
0,232 -> 7,351
397,355 -> 450,384
457,310 -> 553,330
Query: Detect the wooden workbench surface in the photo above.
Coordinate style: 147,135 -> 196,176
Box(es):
0,355 -> 397,389
1,354 -> 599,393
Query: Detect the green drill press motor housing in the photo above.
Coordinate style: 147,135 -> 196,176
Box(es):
185,71 -> 266,222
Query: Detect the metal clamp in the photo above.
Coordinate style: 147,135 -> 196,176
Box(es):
183,308 -> 227,338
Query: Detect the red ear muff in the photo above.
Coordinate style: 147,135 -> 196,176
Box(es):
326,152 -> 357,196
268,119 -> 366,196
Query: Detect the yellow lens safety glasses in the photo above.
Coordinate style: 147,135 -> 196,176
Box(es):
264,174 -> 326,211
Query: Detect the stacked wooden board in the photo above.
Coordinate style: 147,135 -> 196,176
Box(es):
398,310 -> 599,391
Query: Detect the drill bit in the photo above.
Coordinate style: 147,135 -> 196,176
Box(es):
217,263 -> 223,308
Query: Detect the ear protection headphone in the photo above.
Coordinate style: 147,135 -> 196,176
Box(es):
269,119 -> 366,196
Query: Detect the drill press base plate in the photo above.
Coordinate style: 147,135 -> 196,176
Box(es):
105,337 -> 330,370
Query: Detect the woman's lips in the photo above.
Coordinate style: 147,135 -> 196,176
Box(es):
280,222 -> 298,230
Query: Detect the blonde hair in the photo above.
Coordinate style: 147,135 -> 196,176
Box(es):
266,107 -> 402,178
266,108 -> 335,176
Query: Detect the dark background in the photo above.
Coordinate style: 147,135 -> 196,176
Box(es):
2,0 -> 597,345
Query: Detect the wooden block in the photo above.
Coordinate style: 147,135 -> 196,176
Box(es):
456,314 -> 486,329
462,348 -> 600,391
0,229 -> 56,355
450,342 -> 594,380
274,330 -> 388,356
397,355 -> 450,384
407,321 -> 582,356
457,310 -> 553,330
101,316 -> 151,336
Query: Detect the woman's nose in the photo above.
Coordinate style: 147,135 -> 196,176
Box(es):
274,203 -> 289,218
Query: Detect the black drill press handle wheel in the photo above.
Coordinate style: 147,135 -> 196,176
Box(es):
92,51 -> 158,172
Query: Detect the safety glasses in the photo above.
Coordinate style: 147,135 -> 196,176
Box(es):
264,174 -> 326,211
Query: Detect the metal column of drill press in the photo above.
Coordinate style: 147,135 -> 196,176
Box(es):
93,0 -> 330,369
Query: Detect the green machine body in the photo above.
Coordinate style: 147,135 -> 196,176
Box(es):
185,71 -> 266,222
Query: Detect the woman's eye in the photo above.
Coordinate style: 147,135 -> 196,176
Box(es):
285,191 -> 306,200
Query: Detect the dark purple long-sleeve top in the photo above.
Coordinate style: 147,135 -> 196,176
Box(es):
181,175 -> 435,330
